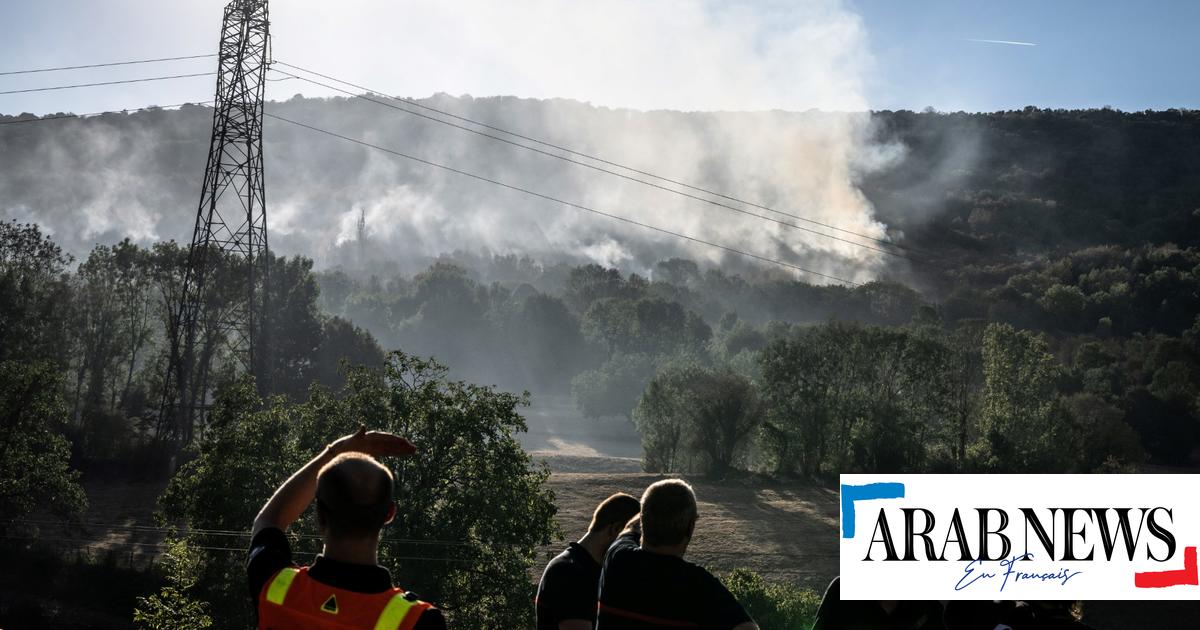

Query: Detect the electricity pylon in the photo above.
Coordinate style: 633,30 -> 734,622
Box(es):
160,0 -> 270,445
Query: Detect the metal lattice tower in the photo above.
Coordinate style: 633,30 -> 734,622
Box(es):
160,0 -> 270,444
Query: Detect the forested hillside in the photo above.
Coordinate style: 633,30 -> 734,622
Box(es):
3,105 -> 1199,627
4,105 -> 1199,473
868,108 -> 1200,261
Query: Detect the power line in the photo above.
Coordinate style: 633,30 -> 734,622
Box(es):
0,71 -> 215,96
273,60 -> 932,262
0,101 -> 214,126
0,53 -> 216,77
270,68 -> 913,264
7,520 -> 834,559
11,519 -> 496,547
264,111 -> 862,286
2,535 -> 476,562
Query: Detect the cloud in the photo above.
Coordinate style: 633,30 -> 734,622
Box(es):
965,38 -> 1037,47
269,0 -> 874,112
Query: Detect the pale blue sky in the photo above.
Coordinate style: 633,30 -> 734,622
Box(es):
851,0 -> 1200,111
0,0 -> 1196,116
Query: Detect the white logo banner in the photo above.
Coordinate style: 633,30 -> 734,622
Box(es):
839,474 -> 1200,600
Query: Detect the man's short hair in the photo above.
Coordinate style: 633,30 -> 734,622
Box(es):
588,493 -> 640,533
316,452 -> 394,538
640,479 -> 697,546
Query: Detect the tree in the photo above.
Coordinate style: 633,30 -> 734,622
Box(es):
946,322 -> 986,465
654,258 -> 700,287
758,327 -> 840,476
718,321 -> 768,357
633,365 -> 690,472
1062,393 -> 1144,472
158,351 -> 557,629
1039,284 -> 1087,329
310,316 -> 386,392
572,353 -> 659,420
563,264 -> 629,313
757,322 -> 969,475
0,220 -> 73,365
506,293 -> 589,390
581,297 -> 710,358
974,323 -> 1074,472
634,363 -> 760,475
688,369 -> 761,475
397,263 -> 494,375
133,538 -> 214,630
314,269 -> 355,315
0,361 -> 87,527
581,297 -> 636,359
71,245 -> 126,428
110,239 -> 157,417
633,297 -> 711,354
263,253 -> 325,400
857,281 -> 925,326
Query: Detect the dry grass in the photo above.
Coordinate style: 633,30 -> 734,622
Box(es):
537,465 -> 840,589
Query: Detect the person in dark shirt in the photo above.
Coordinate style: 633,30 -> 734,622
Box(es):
812,577 -> 945,630
596,479 -> 758,630
943,600 -> 1096,630
537,492 -> 642,630
247,426 -> 446,629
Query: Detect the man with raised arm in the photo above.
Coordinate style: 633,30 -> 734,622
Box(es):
596,479 -> 758,630
247,427 -> 447,630
537,492 -> 642,629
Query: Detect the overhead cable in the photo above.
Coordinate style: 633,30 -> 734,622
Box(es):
264,111 -> 862,286
0,53 -> 216,77
0,72 -> 215,96
273,60 -> 932,262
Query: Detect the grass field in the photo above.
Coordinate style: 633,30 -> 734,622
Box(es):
538,464 -> 840,589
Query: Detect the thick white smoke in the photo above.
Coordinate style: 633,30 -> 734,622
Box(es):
1,0 -> 901,283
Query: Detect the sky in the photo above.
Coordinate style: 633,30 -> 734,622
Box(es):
1,0 -> 1197,116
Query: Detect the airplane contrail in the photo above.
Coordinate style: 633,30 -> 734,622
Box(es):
966,38 -> 1037,47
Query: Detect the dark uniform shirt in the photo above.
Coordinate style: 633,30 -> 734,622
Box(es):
942,600 -> 1097,630
537,542 -> 603,629
596,533 -> 753,630
812,577 -> 944,630
247,527 -> 446,629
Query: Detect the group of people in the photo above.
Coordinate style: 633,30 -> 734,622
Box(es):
811,579 -> 1096,630
535,483 -> 759,630
244,428 -> 1096,630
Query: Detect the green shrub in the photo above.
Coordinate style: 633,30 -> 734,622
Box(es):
723,569 -> 821,630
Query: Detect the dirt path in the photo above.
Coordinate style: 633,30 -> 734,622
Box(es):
14,478 -> 169,568
519,394 -> 643,460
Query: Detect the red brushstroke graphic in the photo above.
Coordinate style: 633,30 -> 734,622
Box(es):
1135,546 -> 1198,588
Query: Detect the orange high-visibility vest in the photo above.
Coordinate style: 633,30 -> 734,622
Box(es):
258,566 -> 435,630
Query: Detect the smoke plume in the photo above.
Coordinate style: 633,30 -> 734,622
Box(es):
2,0 -> 904,284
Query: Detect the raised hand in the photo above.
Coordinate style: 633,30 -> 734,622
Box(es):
331,425 -> 418,458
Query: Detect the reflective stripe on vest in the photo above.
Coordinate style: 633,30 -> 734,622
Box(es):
265,567 -> 300,605
374,592 -> 433,630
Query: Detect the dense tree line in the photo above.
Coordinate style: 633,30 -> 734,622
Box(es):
0,220 -> 383,483
314,241 -> 1199,477
867,108 -> 1200,261
631,252 -> 1197,476
5,107 -> 1200,627
0,223 -> 560,628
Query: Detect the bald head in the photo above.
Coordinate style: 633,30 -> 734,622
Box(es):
316,452 -> 395,538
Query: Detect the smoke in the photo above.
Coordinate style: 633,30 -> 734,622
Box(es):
1,0 -> 904,284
